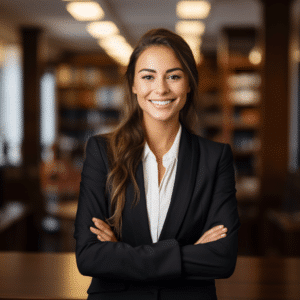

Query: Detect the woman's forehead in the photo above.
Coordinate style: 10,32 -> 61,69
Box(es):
135,45 -> 183,72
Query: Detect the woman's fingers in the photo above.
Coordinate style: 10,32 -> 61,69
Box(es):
93,218 -> 111,230
201,225 -> 226,240
90,218 -> 118,242
90,225 -> 116,242
195,225 -> 227,245
93,218 -> 114,238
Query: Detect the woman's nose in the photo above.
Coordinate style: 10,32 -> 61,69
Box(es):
154,78 -> 170,95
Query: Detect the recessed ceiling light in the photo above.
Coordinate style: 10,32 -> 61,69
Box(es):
99,35 -> 127,52
182,36 -> 202,49
176,21 -> 205,36
177,1 -> 211,19
99,35 -> 133,66
179,34 -> 202,65
87,21 -> 119,38
66,1 -> 104,21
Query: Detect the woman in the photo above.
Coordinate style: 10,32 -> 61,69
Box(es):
74,28 -> 240,300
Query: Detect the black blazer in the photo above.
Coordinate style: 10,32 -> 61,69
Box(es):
74,126 -> 240,299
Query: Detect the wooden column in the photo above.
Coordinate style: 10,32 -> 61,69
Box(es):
21,27 -> 43,250
260,0 -> 293,206
259,0 -> 294,255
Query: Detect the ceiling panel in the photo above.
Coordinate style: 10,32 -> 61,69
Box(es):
0,0 -> 263,53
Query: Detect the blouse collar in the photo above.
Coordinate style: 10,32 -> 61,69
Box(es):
143,125 -> 182,165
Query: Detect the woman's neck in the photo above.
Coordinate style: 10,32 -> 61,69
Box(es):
143,118 -> 180,160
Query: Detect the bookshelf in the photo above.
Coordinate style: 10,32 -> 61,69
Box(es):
46,56 -> 125,203
198,51 -> 223,142
217,28 -> 262,207
198,28 -> 262,254
56,61 -> 124,148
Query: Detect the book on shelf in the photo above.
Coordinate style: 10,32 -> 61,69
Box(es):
57,65 -> 103,87
83,67 -> 102,86
78,90 -> 96,109
227,73 -> 261,89
234,108 -> 260,127
229,89 -> 260,105
236,176 -> 260,199
95,85 -> 124,110
202,112 -> 223,127
60,90 -> 78,109
233,130 -> 260,152
56,64 -> 72,86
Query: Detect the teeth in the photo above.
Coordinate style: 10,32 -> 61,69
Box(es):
150,100 -> 172,105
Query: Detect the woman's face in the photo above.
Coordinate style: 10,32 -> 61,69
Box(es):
132,45 -> 190,126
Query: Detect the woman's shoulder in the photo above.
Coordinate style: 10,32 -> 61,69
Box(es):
185,128 -> 230,153
87,133 -> 110,150
84,134 -> 111,162
186,131 -> 234,170
183,129 -> 233,165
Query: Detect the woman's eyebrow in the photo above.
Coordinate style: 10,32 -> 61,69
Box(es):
166,67 -> 184,73
138,67 -> 184,73
138,68 -> 156,73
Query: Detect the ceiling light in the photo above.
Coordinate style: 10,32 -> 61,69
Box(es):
177,0 -> 211,19
182,36 -> 202,63
176,21 -> 205,36
87,21 -> 119,38
66,1 -> 104,21
193,51 -> 202,65
109,53 -> 131,66
99,35 -> 126,51
99,35 -> 131,53
182,36 -> 202,50
99,35 -> 133,66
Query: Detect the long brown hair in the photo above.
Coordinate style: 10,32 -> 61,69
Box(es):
105,28 -> 200,238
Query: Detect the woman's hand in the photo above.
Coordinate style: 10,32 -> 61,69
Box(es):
90,218 -> 118,242
194,225 -> 227,245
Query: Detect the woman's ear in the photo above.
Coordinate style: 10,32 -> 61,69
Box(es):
132,84 -> 137,94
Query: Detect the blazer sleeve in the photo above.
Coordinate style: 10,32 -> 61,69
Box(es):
74,136 -> 182,281
180,143 -> 240,280
75,137 -> 239,282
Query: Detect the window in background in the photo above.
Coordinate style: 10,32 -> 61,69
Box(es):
0,45 -> 23,167
0,43 -> 4,167
40,72 -> 56,162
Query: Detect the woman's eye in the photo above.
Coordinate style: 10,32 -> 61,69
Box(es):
142,75 -> 154,80
168,74 -> 181,80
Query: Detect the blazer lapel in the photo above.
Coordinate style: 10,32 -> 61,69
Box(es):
125,161 -> 153,245
124,127 -> 200,245
158,127 -> 200,241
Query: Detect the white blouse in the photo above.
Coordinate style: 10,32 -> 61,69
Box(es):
142,125 -> 182,243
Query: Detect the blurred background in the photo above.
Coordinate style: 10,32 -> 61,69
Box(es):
0,0 -> 300,259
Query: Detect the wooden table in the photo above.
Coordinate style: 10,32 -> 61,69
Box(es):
0,252 -> 90,300
0,252 -> 300,300
216,256 -> 300,299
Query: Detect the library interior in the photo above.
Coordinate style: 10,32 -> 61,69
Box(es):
0,0 -> 300,299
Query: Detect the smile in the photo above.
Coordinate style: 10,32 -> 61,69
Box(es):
150,100 -> 174,106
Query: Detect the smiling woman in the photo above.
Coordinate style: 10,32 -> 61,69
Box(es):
132,46 -> 190,126
74,28 -> 240,300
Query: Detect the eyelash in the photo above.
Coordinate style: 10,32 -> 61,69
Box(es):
168,74 -> 181,80
142,75 -> 154,80
141,74 -> 182,80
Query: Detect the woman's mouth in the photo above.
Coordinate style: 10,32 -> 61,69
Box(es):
150,99 -> 174,106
